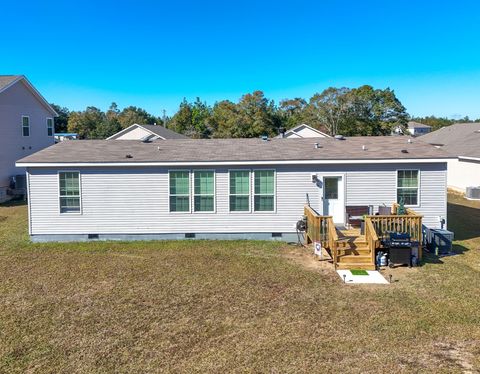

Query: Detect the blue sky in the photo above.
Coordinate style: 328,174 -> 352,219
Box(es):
1,0 -> 480,118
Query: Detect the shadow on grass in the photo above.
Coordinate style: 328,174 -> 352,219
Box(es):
421,243 -> 470,265
0,199 -> 27,208
447,202 -> 480,241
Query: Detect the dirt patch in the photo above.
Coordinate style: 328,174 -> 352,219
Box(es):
432,342 -> 478,373
281,245 -> 334,272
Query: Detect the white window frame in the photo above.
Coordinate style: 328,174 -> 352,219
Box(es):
47,117 -> 54,136
58,170 -> 82,214
22,115 -> 30,137
253,169 -> 276,213
193,169 -> 216,213
396,169 -> 421,207
228,169 -> 251,213
168,169 -> 191,213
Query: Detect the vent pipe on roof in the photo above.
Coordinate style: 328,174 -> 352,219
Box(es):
278,127 -> 286,138
314,143 -> 321,149
408,139 -> 412,143
362,145 -> 367,151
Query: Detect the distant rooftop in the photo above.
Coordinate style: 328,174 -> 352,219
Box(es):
408,121 -> 431,129
108,124 -> 188,140
421,123 -> 480,159
0,75 -> 22,91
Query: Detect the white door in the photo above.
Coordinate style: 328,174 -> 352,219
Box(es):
322,176 -> 345,225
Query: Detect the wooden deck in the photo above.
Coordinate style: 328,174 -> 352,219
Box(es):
304,205 -> 423,271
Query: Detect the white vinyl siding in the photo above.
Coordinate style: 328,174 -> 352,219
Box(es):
26,163 -> 448,236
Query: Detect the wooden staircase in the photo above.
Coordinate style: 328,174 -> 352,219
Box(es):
334,229 -> 376,270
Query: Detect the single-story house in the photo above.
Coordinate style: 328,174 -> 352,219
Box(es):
421,123 -> 480,195
107,123 -> 187,140
0,75 -> 58,202
17,136 -> 451,246
54,133 -> 79,143
407,121 -> 431,136
277,124 -> 330,138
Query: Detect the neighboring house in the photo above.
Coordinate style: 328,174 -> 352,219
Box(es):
54,133 -> 79,143
277,124 -> 331,138
407,121 -> 431,136
0,75 -> 57,202
107,123 -> 187,140
17,136 -> 451,243
421,123 -> 480,194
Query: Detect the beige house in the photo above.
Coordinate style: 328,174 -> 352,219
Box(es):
107,123 -> 187,141
278,124 -> 330,139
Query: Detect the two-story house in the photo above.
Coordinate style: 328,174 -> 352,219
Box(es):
0,75 -> 58,202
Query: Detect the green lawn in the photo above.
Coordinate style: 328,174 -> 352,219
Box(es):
0,195 -> 479,373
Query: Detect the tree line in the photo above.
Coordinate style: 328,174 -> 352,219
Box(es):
51,85 -> 478,139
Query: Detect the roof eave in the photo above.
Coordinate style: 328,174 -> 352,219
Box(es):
19,76 -> 58,116
16,157 -> 453,168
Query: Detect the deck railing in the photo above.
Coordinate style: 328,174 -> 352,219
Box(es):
364,217 -> 379,266
326,216 -> 338,268
365,206 -> 423,259
304,205 -> 339,267
304,204 -> 423,265
304,205 -> 329,248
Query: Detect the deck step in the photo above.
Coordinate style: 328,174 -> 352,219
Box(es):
336,263 -> 376,271
337,254 -> 372,263
336,248 -> 371,256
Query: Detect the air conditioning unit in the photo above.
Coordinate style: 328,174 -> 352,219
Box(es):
466,186 -> 480,200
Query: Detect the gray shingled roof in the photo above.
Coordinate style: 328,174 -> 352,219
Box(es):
140,124 -> 188,139
0,75 -> 22,91
17,136 -> 452,165
420,123 -> 480,159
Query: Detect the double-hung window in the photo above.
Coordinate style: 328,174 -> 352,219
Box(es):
47,118 -> 54,136
254,170 -> 275,212
169,171 -> 190,212
229,170 -> 250,212
59,172 -> 81,213
194,171 -> 215,212
397,170 -> 419,206
22,116 -> 30,136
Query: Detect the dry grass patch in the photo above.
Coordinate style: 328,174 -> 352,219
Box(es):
0,195 -> 479,373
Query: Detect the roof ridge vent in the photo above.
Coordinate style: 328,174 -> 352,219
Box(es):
334,135 -> 345,140
261,135 -> 269,142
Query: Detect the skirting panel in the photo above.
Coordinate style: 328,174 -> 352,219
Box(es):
30,232 -> 302,243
